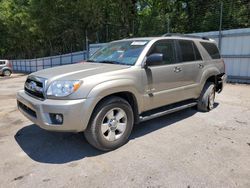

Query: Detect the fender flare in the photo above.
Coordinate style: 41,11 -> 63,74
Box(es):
1,67 -> 12,74
199,67 -> 220,91
87,79 -> 143,114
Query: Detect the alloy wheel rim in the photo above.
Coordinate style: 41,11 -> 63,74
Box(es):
4,70 -> 11,76
101,108 -> 127,141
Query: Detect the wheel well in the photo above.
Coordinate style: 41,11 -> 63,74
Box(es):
94,92 -> 140,124
206,74 -> 223,92
206,75 -> 216,84
3,68 -> 12,72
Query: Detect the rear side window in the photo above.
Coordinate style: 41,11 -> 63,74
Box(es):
178,40 -> 202,62
200,42 -> 221,59
0,61 -> 6,65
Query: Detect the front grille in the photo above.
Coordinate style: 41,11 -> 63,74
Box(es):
18,101 -> 37,118
24,77 -> 45,100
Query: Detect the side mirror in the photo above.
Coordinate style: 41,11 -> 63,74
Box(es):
145,53 -> 163,68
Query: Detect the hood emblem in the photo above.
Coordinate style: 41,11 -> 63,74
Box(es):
29,81 -> 37,91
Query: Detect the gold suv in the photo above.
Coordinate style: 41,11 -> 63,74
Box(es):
17,35 -> 226,151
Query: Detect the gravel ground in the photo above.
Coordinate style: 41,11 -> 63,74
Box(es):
0,74 -> 250,188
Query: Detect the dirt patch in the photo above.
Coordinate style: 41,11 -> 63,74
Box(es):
0,133 -> 8,139
235,120 -> 248,125
0,94 -> 17,100
0,74 -> 27,81
13,175 -> 24,181
12,119 -> 24,125
42,178 -> 51,182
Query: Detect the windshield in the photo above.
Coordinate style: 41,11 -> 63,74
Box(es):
88,40 -> 149,65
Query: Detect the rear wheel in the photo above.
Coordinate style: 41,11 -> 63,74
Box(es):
84,97 -> 134,151
197,82 -> 216,112
3,69 -> 12,76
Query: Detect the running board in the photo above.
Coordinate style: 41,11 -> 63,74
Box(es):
139,102 -> 197,122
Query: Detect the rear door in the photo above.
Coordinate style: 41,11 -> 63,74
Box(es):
175,39 -> 204,98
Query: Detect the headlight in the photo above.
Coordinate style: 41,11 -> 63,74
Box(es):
47,80 -> 82,97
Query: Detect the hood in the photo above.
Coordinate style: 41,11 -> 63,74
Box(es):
31,62 -> 130,81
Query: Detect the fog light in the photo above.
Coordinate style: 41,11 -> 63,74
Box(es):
55,114 -> 63,123
50,113 -> 63,125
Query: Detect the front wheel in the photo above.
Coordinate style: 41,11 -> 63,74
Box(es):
84,97 -> 134,151
197,82 -> 216,112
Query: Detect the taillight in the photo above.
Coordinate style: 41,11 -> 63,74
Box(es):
7,61 -> 12,68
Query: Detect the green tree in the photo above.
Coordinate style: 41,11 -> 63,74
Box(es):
0,0 -> 249,59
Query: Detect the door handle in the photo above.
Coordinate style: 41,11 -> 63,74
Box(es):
174,66 -> 182,73
199,64 -> 204,69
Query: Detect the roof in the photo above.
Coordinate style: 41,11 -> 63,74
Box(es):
115,34 -> 214,43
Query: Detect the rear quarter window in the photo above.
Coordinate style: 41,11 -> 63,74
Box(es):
200,42 -> 221,59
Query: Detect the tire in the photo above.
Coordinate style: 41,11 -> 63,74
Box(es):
84,97 -> 134,151
197,82 -> 216,112
3,69 -> 12,77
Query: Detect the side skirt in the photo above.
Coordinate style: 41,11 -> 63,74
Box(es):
139,99 -> 197,122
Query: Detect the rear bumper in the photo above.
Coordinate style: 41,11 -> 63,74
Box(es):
217,74 -> 227,93
17,90 -> 94,132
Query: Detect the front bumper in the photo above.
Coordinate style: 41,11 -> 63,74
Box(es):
17,90 -> 94,132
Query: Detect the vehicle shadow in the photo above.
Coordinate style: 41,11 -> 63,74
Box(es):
15,125 -> 104,164
15,103 -> 219,164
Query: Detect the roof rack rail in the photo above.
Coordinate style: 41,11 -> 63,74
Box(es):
162,33 -> 210,40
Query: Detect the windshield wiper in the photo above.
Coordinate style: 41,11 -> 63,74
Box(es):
98,60 -> 127,65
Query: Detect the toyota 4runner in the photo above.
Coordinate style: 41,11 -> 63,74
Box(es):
17,34 -> 226,151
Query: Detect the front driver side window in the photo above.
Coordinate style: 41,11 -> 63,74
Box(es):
148,40 -> 176,66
